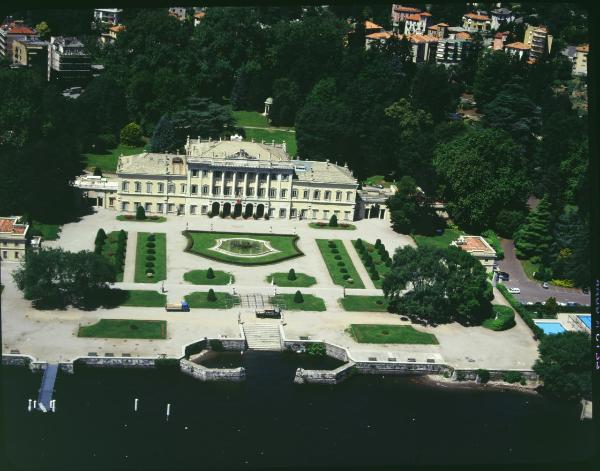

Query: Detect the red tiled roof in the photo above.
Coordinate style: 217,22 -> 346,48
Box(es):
428,25 -> 439,30
463,12 -> 490,21
365,20 -> 383,30
0,219 -> 13,233
576,44 -> 589,53
0,217 -> 26,234
455,32 -> 472,40
366,31 -> 392,40
5,24 -> 37,35
505,41 -> 530,50
194,11 -> 205,19
408,34 -> 438,44
109,25 -> 125,33
420,12 -> 432,17
405,13 -> 423,22
394,6 -> 421,14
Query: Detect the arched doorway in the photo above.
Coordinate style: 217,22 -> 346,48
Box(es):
233,203 -> 242,218
256,204 -> 265,218
211,202 -> 220,216
370,204 -> 380,219
223,202 -> 232,217
244,203 -> 253,218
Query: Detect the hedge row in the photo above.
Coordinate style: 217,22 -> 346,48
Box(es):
496,284 -> 545,339
355,238 -> 391,282
482,305 -> 516,331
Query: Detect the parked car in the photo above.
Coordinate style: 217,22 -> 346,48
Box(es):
566,301 -> 579,307
508,287 -> 521,294
497,272 -> 510,281
542,282 -> 549,289
582,287 -> 590,294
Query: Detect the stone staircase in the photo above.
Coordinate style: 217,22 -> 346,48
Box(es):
243,322 -> 282,351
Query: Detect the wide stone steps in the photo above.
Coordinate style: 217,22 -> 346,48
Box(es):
243,323 -> 282,351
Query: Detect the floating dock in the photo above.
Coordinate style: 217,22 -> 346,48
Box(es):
37,364 -> 59,412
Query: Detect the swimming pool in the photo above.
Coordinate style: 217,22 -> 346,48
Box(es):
577,315 -> 591,329
534,321 -> 566,335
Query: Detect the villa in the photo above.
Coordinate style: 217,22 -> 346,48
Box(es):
0,216 -> 40,262
451,235 -> 497,272
113,137 -> 360,221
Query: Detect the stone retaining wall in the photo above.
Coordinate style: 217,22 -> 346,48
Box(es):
180,358 -> 245,382
294,361 -> 356,384
73,357 -> 159,369
355,361 -> 450,375
2,354 -> 33,368
452,368 -> 539,382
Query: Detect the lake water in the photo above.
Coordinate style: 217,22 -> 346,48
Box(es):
2,352 -> 595,469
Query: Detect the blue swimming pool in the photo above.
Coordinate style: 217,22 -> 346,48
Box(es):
534,322 -> 566,335
577,315 -> 591,329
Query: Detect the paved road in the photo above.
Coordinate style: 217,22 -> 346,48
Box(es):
497,239 -> 590,305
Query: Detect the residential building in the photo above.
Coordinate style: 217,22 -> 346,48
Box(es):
504,41 -> 530,60
193,11 -> 206,27
112,138 -> 359,222
72,175 -> 119,209
0,20 -> 38,61
491,7 -> 515,30
462,12 -> 491,33
93,8 -> 122,25
524,25 -> 553,62
47,36 -> 92,84
561,44 -> 577,63
355,185 -> 395,221
436,36 -> 471,66
451,235 -> 497,273
407,34 -> 438,62
365,30 -> 394,50
427,23 -> 449,39
11,38 -> 48,69
0,216 -> 40,262
493,31 -> 509,50
573,44 -> 588,76
100,24 -> 125,45
404,12 -> 432,35
168,7 -> 187,21
391,4 -> 422,29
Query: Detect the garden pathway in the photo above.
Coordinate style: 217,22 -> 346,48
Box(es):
343,240 -> 375,290
123,231 -> 137,282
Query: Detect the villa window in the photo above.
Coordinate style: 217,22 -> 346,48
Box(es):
122,181 -> 129,192
292,189 -> 298,198
344,211 -> 351,220
214,171 -> 222,179
122,202 -> 129,211
201,205 -> 207,215
336,191 -> 342,201
167,203 -> 175,213
145,202 -> 152,212
257,188 -> 265,197
323,210 -> 329,219
178,204 -> 185,214
334,210 -> 340,217
213,186 -> 220,195
158,183 -> 164,193
157,203 -> 163,213
235,187 -> 243,197
303,190 -> 309,199
192,169 -> 198,177
134,201 -> 140,209
167,183 -> 175,194
346,191 -> 352,201
312,209 -> 318,219
134,182 -> 141,193
180,184 -> 186,194
191,184 -> 198,195
190,205 -> 197,215
290,208 -> 297,218
146,182 -> 152,193
202,185 -> 209,195
313,190 -> 320,200
279,208 -> 286,218
247,188 -> 254,196
268,208 -> 275,217
15,251 -> 19,259
224,186 -> 232,196
269,188 -> 276,198
281,189 -> 287,198
324,191 -> 331,200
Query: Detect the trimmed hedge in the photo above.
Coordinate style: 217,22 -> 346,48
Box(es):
496,284 -> 544,338
482,305 -> 516,331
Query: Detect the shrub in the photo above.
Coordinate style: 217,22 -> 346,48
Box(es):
136,206 -> 146,220
146,255 -> 156,261
207,289 -> 217,302
120,122 -> 143,146
146,242 -> 156,248
502,371 -> 523,384
340,267 -> 348,273
307,343 -> 326,356
207,211 -> 214,218
455,371 -> 466,381
145,262 -> 154,268
375,238 -> 381,248
355,238 -> 363,249
94,244 -> 103,255
327,241 -> 336,248
287,268 -> 296,281
370,270 -> 380,281
334,255 -> 342,260
264,213 -> 269,220
209,339 -> 224,351
293,290 -> 304,303
94,228 -> 107,246
95,133 -> 118,152
146,268 -> 155,274
476,369 -> 490,384
482,305 -> 516,331
331,248 -> 339,254
551,279 -> 575,288
207,268 -> 215,279
342,274 -> 350,280
329,214 -> 338,227
337,261 -> 345,267
147,234 -> 156,241
118,229 -> 127,243
385,260 -> 392,267
147,248 -> 156,254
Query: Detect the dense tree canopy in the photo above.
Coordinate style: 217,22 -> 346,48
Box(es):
514,198 -> 554,259
386,176 -> 438,235
383,246 -> 493,326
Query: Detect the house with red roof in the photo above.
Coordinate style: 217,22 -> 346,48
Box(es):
0,20 -> 38,62
404,11 -> 432,35
0,216 -> 40,262
462,11 -> 491,32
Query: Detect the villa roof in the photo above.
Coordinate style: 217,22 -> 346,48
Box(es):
408,34 -> 438,44
463,12 -> 490,21
576,44 -> 589,53
0,216 -> 28,236
2,23 -> 37,35
405,13 -> 427,22
452,235 -> 496,257
186,140 -> 289,162
109,25 -> 125,33
505,41 -> 530,50
366,31 -> 392,40
194,11 -> 206,19
118,153 -> 188,176
455,32 -> 472,40
394,6 -> 421,14
365,20 -> 383,30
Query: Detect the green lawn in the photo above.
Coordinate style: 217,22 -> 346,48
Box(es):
349,324 -> 439,345
482,305 -> 516,331
78,319 -> 167,339
316,239 -> 365,289
364,175 -> 395,188
413,229 -> 463,250
83,143 -> 146,173
352,240 -> 392,289
135,232 -> 166,283
266,272 -> 316,287
120,290 -> 166,307
521,258 -> 540,280
31,221 -> 62,240
184,231 -> 302,265
184,269 -> 233,285
101,231 -> 128,281
272,293 -> 326,311
233,111 -> 270,127
184,291 -> 238,309
340,295 -> 389,312
309,222 -> 356,230
243,128 -> 297,157
117,215 -> 167,223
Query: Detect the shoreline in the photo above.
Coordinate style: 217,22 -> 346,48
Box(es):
421,373 -> 539,395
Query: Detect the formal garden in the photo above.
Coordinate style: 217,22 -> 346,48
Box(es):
316,239 -> 364,289
184,230 -> 302,265
184,268 -> 234,285
77,319 -> 167,339
266,269 -> 316,287
184,290 -> 239,309
272,291 -> 326,311
340,295 -> 389,312
135,232 -> 167,283
348,324 -> 439,345
95,229 -> 127,282
352,239 -> 392,289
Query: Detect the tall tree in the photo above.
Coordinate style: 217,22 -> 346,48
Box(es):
514,198 -> 554,259
473,51 -> 525,109
410,63 -> 457,123
170,97 -> 235,143
150,115 -> 178,153
386,176 -> 436,234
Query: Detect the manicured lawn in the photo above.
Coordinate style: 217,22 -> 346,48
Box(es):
135,232 -> 166,283
117,215 -> 167,223
309,222 -> 356,230
266,272 -> 316,287
521,258 -> 540,281
184,269 -> 233,285
31,221 -> 62,240
242,128 -> 297,157
349,324 -> 439,345
352,240 -> 392,289
184,291 -> 238,309
184,231 -> 302,265
83,143 -> 146,173
101,231 -> 128,282
413,229 -> 463,250
316,239 -> 365,289
233,111 -> 270,127
364,175 -> 395,188
340,295 -> 389,312
272,294 -> 326,311
78,319 -> 167,339
482,305 -> 516,331
120,290 -> 166,307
